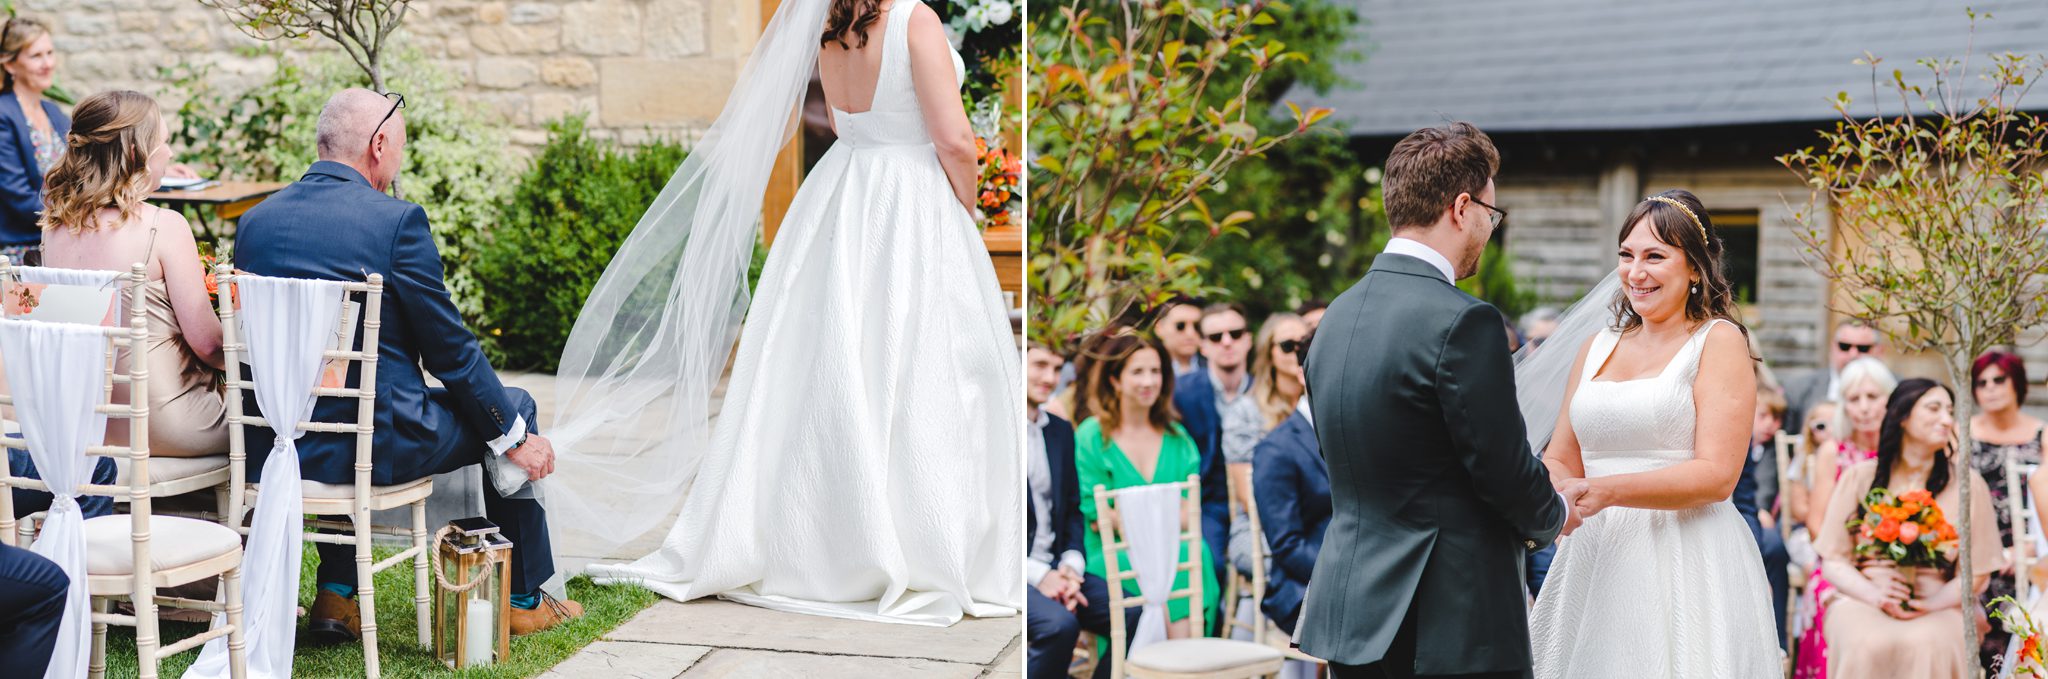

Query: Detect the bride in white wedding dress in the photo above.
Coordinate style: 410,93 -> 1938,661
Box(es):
1517,190 -> 1779,677
538,0 -> 1020,627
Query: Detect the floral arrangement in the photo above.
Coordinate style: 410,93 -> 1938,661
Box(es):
975,136 -> 1020,230
1991,595 -> 2047,676
1850,487 -> 1960,568
4,281 -> 39,315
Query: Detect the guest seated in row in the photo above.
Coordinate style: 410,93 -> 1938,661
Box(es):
1077,330 -> 1218,638
1252,327 -> 1326,635
40,90 -> 228,459
1174,303 -> 1250,593
1025,341 -> 1125,679
1815,378 -> 2002,679
1225,312 -> 1306,581
235,88 -> 582,641
1966,350 -> 2043,666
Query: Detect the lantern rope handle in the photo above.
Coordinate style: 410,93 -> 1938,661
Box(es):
429,525 -> 500,593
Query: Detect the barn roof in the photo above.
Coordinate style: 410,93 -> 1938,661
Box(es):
1297,0 -> 2048,137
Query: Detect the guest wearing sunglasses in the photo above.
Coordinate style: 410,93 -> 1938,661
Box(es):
1172,302 -> 1253,598
1784,320 -> 1885,436
1967,350 -> 2043,667
1222,313 -> 1308,594
1153,295 -> 1207,377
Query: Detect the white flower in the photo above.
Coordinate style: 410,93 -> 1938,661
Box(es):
963,5 -> 989,30
983,0 -> 1014,26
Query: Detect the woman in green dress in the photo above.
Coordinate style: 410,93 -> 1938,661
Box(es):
1075,329 -> 1219,638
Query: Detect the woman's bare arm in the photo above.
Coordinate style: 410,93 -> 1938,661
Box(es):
904,4 -> 979,214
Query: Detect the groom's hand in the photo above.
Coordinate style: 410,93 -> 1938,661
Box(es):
507,434 -> 557,480
1557,478 -> 1589,536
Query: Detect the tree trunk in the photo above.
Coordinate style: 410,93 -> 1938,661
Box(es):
1947,349 -> 1983,674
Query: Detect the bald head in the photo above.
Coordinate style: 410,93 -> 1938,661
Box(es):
316,88 -> 406,191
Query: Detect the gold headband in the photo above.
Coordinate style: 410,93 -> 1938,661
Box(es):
1644,196 -> 1705,238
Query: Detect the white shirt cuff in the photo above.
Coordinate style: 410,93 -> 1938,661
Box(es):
486,415 -> 527,456
1059,550 -> 1086,576
1025,558 -> 1054,588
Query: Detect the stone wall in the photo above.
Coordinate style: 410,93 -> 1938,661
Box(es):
26,0 -> 762,152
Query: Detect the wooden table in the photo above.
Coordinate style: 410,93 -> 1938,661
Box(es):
146,181 -> 289,241
983,223 -> 1023,335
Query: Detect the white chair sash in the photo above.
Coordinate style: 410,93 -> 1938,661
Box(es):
186,276 -> 345,679
0,319 -> 111,679
1120,483 -> 1182,652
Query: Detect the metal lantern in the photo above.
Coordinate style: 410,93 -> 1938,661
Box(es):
432,518 -> 513,668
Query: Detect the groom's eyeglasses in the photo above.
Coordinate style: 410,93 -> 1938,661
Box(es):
1469,196 -> 1507,228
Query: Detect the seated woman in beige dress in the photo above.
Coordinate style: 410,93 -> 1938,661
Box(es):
38,90 -> 226,457
1816,377 -> 2004,678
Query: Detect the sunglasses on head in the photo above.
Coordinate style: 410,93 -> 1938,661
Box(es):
1837,342 -> 1875,354
1205,328 -> 1248,343
1976,374 -> 2011,389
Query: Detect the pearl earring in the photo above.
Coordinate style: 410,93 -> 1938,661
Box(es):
1690,283 -> 1699,294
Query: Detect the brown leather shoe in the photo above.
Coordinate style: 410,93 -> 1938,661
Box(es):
306,590 -> 362,645
509,592 -> 584,636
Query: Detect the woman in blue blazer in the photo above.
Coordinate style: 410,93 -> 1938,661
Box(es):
0,17 -> 67,265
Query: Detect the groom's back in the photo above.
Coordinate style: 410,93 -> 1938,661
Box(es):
1299,252 -> 1547,673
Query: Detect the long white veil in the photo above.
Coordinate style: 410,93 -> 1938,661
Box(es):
1512,270 -> 1621,455
536,0 -> 830,567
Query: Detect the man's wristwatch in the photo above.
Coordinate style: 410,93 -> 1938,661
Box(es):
510,432 -> 530,452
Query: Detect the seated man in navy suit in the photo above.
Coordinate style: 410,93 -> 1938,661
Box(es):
234,89 -> 581,642
1252,330 -> 1331,635
0,541 -> 67,676
1025,342 -> 1131,679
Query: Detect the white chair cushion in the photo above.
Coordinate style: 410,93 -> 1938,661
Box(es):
299,477 -> 431,499
83,514 -> 241,576
113,455 -> 229,485
1127,638 -> 1284,674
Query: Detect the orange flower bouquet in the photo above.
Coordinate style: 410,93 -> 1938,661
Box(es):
1991,595 -> 2047,676
974,136 -> 1020,230
1850,487 -> 1959,568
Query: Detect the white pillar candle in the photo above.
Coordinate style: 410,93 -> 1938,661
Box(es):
465,598 -> 495,665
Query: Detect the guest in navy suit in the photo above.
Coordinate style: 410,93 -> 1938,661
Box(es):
1025,342 -> 1130,679
1172,303 -> 1248,592
235,89 -> 581,642
1253,328 -> 1331,634
1253,400 -> 1329,635
0,541 -> 66,676
0,16 -> 67,265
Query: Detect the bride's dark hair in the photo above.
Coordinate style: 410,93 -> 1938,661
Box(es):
822,0 -> 885,49
1869,378 -> 1954,498
1608,189 -> 1747,340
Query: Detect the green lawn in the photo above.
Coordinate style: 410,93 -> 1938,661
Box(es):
105,544 -> 658,678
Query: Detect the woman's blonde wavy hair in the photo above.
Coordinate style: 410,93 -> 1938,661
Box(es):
40,90 -> 164,235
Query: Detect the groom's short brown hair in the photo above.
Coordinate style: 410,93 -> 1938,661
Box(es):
1383,122 -> 1499,232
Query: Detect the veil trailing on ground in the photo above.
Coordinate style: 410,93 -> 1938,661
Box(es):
536,0 -> 829,567
1512,270 -> 1621,456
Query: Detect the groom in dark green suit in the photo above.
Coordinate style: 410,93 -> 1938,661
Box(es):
1299,122 -> 1585,679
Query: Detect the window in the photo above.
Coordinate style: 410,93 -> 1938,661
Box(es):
1715,210 -> 1760,304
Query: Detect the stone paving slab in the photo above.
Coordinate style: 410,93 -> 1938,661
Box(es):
677,649 -> 986,678
604,599 -> 1020,665
536,640 -> 714,679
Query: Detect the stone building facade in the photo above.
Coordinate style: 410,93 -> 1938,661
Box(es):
26,0 -> 762,151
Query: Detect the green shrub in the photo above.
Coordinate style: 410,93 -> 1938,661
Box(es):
165,41 -> 514,319
471,116 -> 698,371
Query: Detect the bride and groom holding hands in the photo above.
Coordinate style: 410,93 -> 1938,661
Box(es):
1299,122 -> 1780,678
